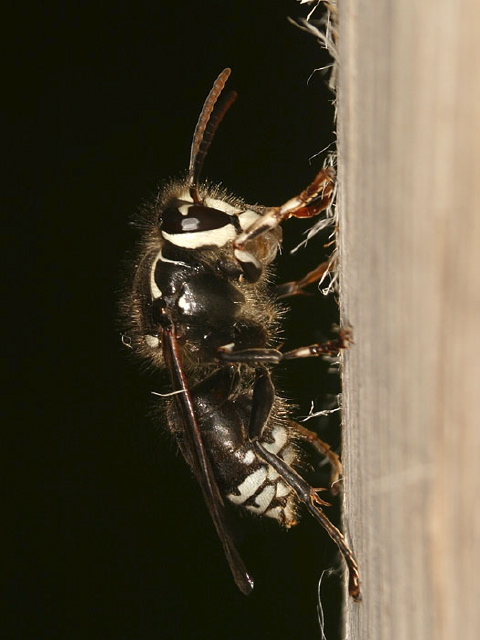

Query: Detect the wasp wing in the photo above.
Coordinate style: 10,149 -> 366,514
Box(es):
161,323 -> 254,595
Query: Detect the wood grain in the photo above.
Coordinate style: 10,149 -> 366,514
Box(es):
337,1 -> 480,637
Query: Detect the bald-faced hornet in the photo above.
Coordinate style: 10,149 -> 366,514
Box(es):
122,69 -> 360,601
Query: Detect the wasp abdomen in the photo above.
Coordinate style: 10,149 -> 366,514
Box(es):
172,366 -> 300,527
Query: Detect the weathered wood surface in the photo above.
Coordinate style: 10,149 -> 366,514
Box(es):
337,1 -> 480,638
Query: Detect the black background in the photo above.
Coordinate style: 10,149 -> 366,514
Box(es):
6,1 -> 345,638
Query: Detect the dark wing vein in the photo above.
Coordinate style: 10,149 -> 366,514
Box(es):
161,324 -> 254,595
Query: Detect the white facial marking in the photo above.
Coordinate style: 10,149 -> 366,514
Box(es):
238,209 -> 261,230
247,484 -> 275,514
227,467 -> 267,505
178,203 -> 191,216
176,189 -> 193,202
263,427 -> 288,454
162,195 -> 263,250
202,199 -> 262,233
145,334 -> 160,348
204,197 -> 239,215
162,225 -> 236,249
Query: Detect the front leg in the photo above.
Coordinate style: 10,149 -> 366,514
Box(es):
234,167 -> 335,249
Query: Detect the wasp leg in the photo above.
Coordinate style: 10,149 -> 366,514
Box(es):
249,374 -> 342,491
217,328 -> 351,365
290,421 -> 342,494
275,261 -> 330,299
217,345 -> 284,364
254,441 -> 361,602
234,167 -> 335,249
282,328 -> 352,361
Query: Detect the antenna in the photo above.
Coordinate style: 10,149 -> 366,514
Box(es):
188,68 -> 237,203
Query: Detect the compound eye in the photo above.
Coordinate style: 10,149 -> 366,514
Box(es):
160,201 -> 233,234
159,199 -> 239,249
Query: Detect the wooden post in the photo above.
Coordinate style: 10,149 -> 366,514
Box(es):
337,0 -> 480,638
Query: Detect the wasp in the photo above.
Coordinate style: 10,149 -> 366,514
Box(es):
121,68 -> 360,601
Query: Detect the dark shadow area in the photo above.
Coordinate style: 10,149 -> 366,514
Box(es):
6,1 -> 344,638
